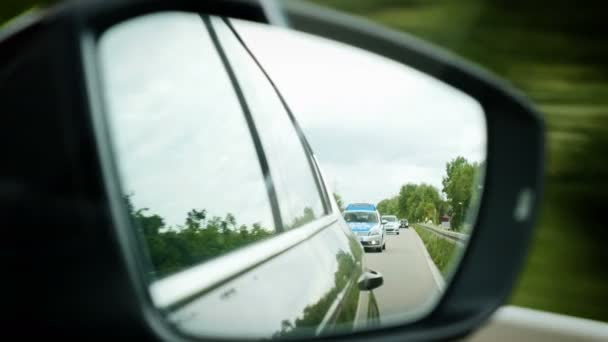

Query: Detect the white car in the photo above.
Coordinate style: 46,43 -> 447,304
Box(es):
381,215 -> 400,235
344,203 -> 386,252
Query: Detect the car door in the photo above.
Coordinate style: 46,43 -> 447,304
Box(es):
205,16 -> 381,336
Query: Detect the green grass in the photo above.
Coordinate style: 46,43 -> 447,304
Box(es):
413,224 -> 462,278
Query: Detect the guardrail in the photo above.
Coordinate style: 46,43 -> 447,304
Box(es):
417,223 -> 469,243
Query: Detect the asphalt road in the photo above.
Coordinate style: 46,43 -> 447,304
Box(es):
364,228 -> 443,322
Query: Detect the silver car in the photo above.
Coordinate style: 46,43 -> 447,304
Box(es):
382,215 -> 400,235
344,208 -> 386,252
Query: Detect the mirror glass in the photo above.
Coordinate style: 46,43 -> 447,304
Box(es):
98,11 -> 486,340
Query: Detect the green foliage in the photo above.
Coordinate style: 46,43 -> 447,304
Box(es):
397,183 -> 443,223
376,196 -> 399,216
441,156 -> 481,231
286,206 -> 317,229
511,185 -> 608,323
377,182 -> 447,225
413,224 -> 461,277
333,192 -> 345,212
124,195 -> 273,279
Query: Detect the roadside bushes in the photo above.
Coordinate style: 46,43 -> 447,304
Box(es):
413,224 -> 460,277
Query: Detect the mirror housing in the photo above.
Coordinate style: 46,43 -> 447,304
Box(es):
358,269 -> 384,291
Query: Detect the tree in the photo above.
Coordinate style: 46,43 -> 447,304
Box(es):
287,206 -> 317,230
398,183 -> 418,219
441,156 -> 480,231
185,209 -> 206,229
377,196 -> 399,216
333,192 -> 345,212
123,194 -> 274,279
437,199 -> 450,219
376,198 -> 389,214
375,183 -> 443,224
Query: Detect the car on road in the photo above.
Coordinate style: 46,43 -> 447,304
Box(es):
400,219 -> 409,228
344,203 -> 386,252
381,215 -> 400,234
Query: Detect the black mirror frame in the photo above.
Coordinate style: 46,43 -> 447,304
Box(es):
0,0 -> 544,340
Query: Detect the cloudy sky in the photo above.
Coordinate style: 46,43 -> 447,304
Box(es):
233,19 -> 486,205
99,13 -> 277,228
99,13 -> 486,229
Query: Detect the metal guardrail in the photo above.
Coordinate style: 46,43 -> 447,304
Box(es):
417,223 -> 469,243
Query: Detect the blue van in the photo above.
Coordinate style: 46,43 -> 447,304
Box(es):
343,203 -> 386,252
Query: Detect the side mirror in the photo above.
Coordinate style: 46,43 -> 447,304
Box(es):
358,269 -> 384,291
0,0 -> 544,340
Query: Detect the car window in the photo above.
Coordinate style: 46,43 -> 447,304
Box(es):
211,17 -> 325,230
344,211 -> 379,223
98,12 -> 276,279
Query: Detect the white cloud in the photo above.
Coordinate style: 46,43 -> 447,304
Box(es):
234,20 -> 486,205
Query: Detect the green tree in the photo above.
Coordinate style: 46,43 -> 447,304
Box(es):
333,192 -> 345,212
123,195 -> 274,279
287,207 -> 317,230
404,184 -> 441,222
376,196 -> 399,216
398,183 -> 418,219
442,156 -> 480,231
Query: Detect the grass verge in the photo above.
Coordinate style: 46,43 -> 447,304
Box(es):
413,224 -> 461,278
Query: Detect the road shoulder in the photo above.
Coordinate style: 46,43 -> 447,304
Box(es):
411,229 -> 446,292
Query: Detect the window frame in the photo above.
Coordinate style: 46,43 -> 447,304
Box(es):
219,16 -> 333,218
98,11 -> 286,279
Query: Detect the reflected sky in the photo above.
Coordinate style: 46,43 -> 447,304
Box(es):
99,12 -> 275,229
232,19 -> 486,204
98,11 -> 486,228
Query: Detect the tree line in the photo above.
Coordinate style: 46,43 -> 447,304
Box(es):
124,195 -> 319,279
375,156 -> 483,231
125,195 -> 274,279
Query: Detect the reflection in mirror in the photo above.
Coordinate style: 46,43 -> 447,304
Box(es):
98,11 -> 485,340
98,12 -> 279,279
232,16 -> 486,323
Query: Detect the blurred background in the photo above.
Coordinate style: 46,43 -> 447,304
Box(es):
3,0 -> 606,322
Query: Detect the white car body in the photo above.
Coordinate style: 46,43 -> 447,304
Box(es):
382,215 -> 400,234
344,205 -> 386,252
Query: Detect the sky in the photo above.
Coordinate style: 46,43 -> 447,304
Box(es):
233,19 -> 487,205
98,12 -> 486,229
99,13 -> 276,229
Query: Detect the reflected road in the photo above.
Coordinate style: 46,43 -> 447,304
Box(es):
364,228 -> 443,321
